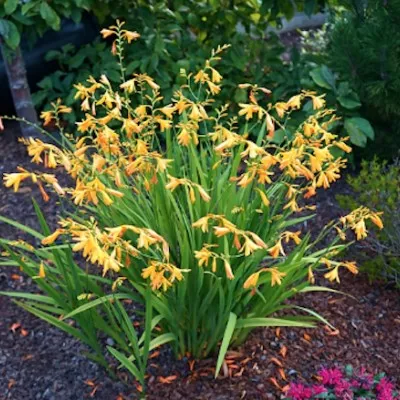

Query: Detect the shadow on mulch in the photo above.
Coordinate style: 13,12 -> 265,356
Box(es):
0,124 -> 399,400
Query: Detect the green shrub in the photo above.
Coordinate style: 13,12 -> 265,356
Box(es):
328,0 -> 400,158
0,0 -> 94,50
337,158 -> 400,287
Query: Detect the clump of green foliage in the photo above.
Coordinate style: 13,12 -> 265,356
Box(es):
32,0 -> 330,124
337,158 -> 400,287
0,0 -> 94,50
328,0 -> 400,159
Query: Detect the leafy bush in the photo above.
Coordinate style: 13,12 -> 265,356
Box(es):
285,365 -> 399,399
1,23 -> 382,390
337,158 -> 400,287
328,0 -> 400,158
32,1 -> 331,124
0,0 -> 93,50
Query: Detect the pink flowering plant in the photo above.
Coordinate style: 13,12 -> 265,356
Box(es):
285,366 -> 399,400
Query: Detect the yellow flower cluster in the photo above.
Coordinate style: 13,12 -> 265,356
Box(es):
41,219 -> 180,283
2,23 -> 382,296
338,206 -> 384,241
3,167 -> 64,201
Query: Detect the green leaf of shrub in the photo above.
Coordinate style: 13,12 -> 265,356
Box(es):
337,92 -> 361,110
5,0 -> 18,15
345,117 -> 375,147
0,19 -> 20,49
39,2 -> 60,31
310,65 -> 335,90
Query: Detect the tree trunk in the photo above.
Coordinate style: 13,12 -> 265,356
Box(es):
0,39 -> 40,138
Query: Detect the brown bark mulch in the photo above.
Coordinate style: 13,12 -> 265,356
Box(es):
0,124 -> 399,400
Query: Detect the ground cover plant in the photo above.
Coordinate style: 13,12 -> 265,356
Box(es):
285,365 -> 399,399
0,22 -> 383,396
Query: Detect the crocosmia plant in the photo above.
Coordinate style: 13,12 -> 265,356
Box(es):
286,366 -> 399,400
0,21 -> 383,384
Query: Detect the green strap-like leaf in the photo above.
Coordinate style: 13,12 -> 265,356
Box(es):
235,317 -> 315,329
107,346 -> 142,382
0,291 -> 57,304
215,312 -> 237,378
62,293 -> 135,320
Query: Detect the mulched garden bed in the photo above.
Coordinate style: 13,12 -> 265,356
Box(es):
1,124 -> 399,400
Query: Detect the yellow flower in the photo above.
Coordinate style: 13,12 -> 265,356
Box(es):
3,172 -> 32,192
195,184 -> 211,202
275,102 -> 288,118
334,140 -> 352,153
135,105 -> 148,117
189,104 -> 202,121
241,141 -> 265,159
177,128 -> 191,146
324,266 -> 340,283
96,92 -> 115,109
76,115 -> 95,133
194,70 -> 209,83
213,226 -> 231,237
268,240 -> 285,258
369,213 -> 384,230
311,94 -> 326,110
38,262 -> 46,278
165,176 -> 185,191
159,104 -> 176,119
354,219 -> 367,240
308,267 -> 315,284
335,226 -> 347,241
308,155 -> 323,173
122,30 -> 140,43
120,79 -> 136,93
256,188 -> 270,207
192,216 -> 210,232
157,118 -> 172,132
266,267 -> 286,286
42,229 -> 64,245
210,68 -> 223,83
283,231 -> 302,245
240,236 -> 262,256
42,174 -> 65,196
206,80 -> 221,95
47,150 -> 57,168
137,231 -> 159,249
224,259 -> 234,280
142,260 -> 184,291
121,118 -> 140,137
286,94 -> 302,110
238,104 -> 261,120
100,28 -> 117,39
194,246 -> 214,267
40,110 -> 53,126
341,261 -> 358,275
243,271 -> 261,289
92,154 -> 106,173
316,171 -> 330,189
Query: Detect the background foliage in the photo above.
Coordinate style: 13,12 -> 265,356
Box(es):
328,0 -> 400,159
0,0 -> 93,50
